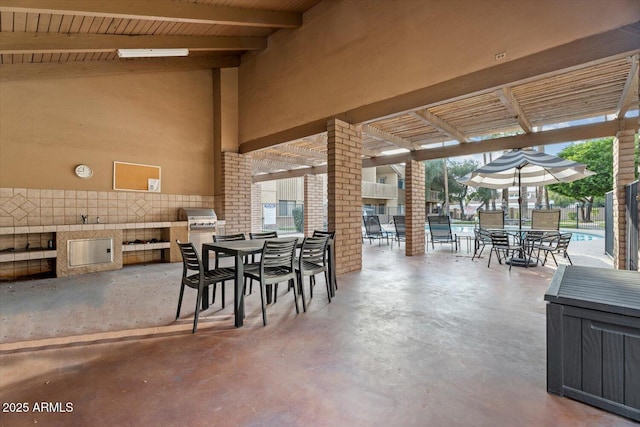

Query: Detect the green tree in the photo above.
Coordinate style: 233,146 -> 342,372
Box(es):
425,158 -> 481,219
446,160 -> 480,219
547,138 -> 613,221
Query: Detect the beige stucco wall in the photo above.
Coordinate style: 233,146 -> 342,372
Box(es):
0,69 -> 215,195
239,0 -> 640,145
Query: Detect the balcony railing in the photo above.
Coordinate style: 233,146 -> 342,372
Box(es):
362,182 -> 397,199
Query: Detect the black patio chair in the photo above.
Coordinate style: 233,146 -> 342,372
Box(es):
487,232 -> 521,271
213,233 -> 247,302
243,238 -> 301,326
247,231 -> 279,295
532,233 -> 573,266
296,236 -> 330,307
427,214 -> 457,252
313,230 -> 338,291
176,240 -> 235,333
362,215 -> 389,246
472,227 -> 492,261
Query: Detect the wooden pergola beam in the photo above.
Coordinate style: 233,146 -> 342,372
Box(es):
615,54 -> 639,119
412,109 -> 470,143
250,117 -> 637,182
0,55 -> 240,80
0,0 -> 302,28
362,124 -> 418,150
0,33 -> 266,54
495,87 -> 533,133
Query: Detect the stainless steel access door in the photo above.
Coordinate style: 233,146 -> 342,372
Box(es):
68,238 -> 113,267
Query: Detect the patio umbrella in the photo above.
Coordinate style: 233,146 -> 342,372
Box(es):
459,148 -> 595,230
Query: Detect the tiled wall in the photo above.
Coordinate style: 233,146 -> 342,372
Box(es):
0,188 -> 213,280
0,188 -> 214,227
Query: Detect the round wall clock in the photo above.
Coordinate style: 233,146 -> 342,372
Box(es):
74,164 -> 93,179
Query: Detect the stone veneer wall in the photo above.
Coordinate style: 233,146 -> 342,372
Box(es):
304,174 -> 324,236
327,119 -> 362,274
405,159 -> 426,256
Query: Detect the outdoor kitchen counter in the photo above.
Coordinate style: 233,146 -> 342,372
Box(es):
0,222 -> 188,278
545,265 -> 640,422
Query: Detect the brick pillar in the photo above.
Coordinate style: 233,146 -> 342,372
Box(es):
251,183 -> 262,233
612,127 -> 637,269
214,152 -> 251,235
304,174 -> 324,236
405,158 -> 426,256
327,118 -> 362,274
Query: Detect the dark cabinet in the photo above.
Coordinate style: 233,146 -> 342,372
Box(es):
545,265 -> 640,422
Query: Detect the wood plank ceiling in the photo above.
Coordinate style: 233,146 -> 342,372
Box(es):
0,1 -> 638,180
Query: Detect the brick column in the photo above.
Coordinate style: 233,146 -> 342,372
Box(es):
214,152 -> 251,235
405,158 -> 426,256
304,174 -> 324,236
327,119 -> 362,274
251,183 -> 262,233
612,127 -> 637,269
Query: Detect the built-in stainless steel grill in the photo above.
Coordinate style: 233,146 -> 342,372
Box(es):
178,208 -> 218,254
178,208 -> 217,231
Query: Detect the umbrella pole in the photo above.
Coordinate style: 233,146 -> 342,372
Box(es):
518,168 -> 522,232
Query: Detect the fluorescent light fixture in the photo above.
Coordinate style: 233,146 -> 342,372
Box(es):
117,48 -> 189,58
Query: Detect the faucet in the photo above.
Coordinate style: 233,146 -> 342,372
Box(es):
96,216 -> 101,224
81,214 -> 88,224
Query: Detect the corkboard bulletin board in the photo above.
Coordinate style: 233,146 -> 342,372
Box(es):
113,161 -> 161,192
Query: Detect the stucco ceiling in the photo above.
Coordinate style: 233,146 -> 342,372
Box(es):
1,1 -> 638,180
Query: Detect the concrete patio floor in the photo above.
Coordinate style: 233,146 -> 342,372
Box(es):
2,236 -> 632,426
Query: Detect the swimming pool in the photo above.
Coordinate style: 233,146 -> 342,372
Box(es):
424,225 -> 603,242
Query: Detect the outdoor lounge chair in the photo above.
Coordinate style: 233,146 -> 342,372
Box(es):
363,215 -> 390,246
391,215 -> 406,248
427,214 -> 457,252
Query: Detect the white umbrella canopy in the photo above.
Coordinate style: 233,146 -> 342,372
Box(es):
459,149 -> 596,190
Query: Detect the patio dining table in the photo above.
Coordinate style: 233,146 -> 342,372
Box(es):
202,236 -> 336,327
484,228 -> 559,268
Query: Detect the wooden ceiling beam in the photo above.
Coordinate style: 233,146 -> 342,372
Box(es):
412,109 -> 470,143
614,54 -> 639,119
361,124 -> 419,150
495,87 -> 533,133
0,33 -> 266,54
0,55 -> 240,81
0,0 -> 302,28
